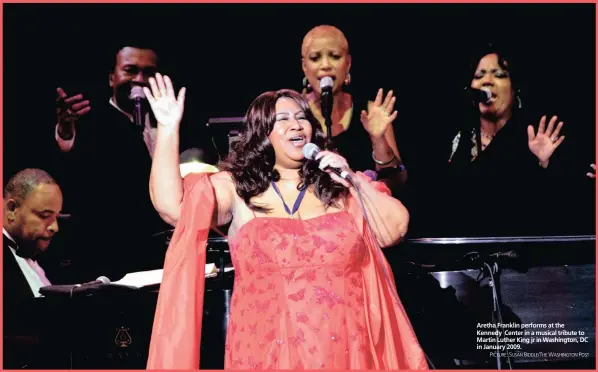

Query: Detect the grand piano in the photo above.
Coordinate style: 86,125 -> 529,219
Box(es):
4,233 -> 594,369
391,235 -> 596,369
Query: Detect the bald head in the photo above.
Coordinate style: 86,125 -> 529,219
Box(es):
4,168 -> 58,201
301,25 -> 350,58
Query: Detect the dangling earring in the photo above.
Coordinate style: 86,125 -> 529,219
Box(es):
302,77 -> 312,93
344,72 -> 351,86
516,92 -> 523,109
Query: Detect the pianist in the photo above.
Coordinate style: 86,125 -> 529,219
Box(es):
3,168 -> 62,301
3,168 -> 64,369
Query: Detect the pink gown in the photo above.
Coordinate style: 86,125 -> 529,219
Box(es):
147,173 -> 428,370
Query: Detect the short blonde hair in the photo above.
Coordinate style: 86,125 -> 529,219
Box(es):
301,25 -> 350,57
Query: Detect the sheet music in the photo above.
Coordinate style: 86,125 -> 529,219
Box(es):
112,264 -> 233,288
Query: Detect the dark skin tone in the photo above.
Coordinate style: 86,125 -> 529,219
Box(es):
56,46 -> 158,139
3,183 -> 63,259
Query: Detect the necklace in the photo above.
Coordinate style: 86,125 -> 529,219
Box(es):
481,130 -> 495,150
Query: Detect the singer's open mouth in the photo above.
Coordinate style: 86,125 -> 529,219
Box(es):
485,90 -> 498,101
289,135 -> 306,147
318,75 -> 336,81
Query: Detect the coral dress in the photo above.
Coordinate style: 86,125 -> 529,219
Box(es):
226,211 -> 375,368
147,173 -> 428,370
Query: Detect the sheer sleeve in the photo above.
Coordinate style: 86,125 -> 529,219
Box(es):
147,173 -> 215,369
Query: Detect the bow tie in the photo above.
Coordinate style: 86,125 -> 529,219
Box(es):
5,238 -> 33,259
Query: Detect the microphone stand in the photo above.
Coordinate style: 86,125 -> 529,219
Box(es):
464,250 -> 520,370
325,115 -> 333,143
480,260 -> 512,370
321,91 -> 333,144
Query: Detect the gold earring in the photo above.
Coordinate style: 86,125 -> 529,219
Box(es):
302,77 -> 312,92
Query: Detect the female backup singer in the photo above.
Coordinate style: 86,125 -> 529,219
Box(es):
300,25 -> 408,192
143,73 -> 428,370
440,43 -> 567,236
448,44 -> 565,167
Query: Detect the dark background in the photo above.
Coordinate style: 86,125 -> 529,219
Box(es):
3,3 -> 596,237
2,6 -> 596,369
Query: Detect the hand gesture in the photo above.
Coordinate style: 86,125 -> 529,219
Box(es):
360,88 -> 398,139
143,73 -> 186,129
56,87 -> 91,131
315,150 -> 352,188
527,115 -> 565,163
587,164 -> 596,179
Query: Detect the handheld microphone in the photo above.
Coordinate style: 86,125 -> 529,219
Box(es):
467,87 -> 493,105
363,170 -> 378,181
302,143 -> 351,180
129,86 -> 146,128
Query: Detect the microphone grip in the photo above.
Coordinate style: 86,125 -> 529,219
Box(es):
324,165 -> 351,180
134,98 -> 143,128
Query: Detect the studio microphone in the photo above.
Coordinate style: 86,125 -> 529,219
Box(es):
74,275 -> 111,288
302,143 -> 351,180
320,77 -> 334,118
320,77 -> 334,141
467,87 -> 493,105
129,85 -> 146,128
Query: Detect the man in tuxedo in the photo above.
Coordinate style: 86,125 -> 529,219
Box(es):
3,168 -> 63,368
3,168 -> 62,300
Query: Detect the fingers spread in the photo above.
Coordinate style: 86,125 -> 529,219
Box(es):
537,115 -> 547,134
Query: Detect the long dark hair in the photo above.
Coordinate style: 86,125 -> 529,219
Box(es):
219,89 -> 348,212
450,43 -> 526,163
467,43 -> 518,88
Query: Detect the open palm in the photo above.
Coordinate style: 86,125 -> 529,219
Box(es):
527,115 -> 565,163
143,73 -> 186,129
360,88 -> 397,139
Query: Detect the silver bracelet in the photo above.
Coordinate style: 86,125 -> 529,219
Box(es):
372,151 -> 396,166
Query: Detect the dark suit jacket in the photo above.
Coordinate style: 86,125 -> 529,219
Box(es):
53,102 -> 172,282
3,234 -> 34,308
3,234 -> 42,369
3,233 -> 71,369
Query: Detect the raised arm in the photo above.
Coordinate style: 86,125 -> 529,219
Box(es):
55,87 -> 91,152
317,151 -> 409,247
144,74 -> 185,225
362,89 -> 408,188
527,115 -> 565,169
145,73 -> 234,227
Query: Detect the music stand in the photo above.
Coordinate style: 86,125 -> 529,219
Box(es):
206,116 -> 245,160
